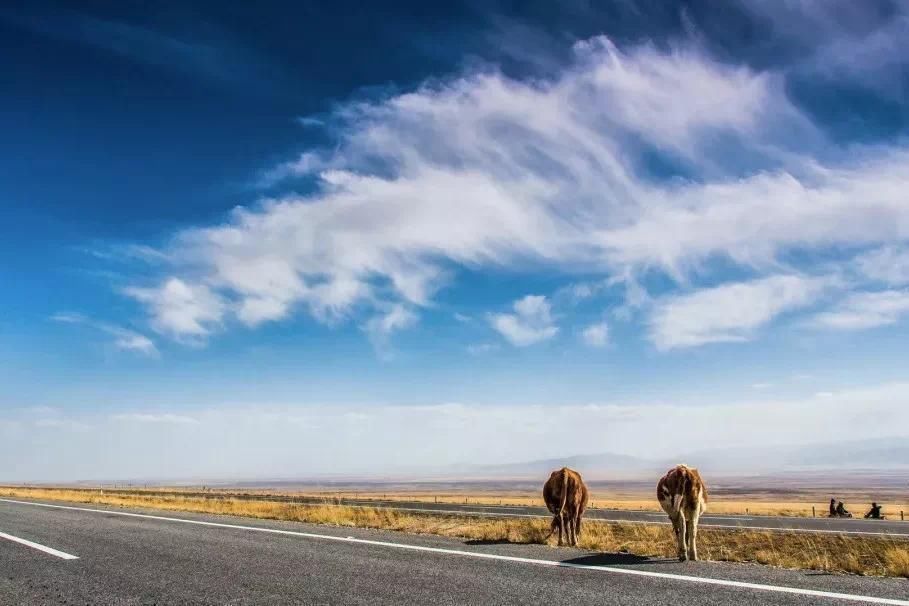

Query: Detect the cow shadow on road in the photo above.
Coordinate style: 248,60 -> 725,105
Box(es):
561,553 -> 674,567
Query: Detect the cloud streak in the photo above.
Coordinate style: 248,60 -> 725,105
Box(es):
51,312 -> 158,357
649,275 -> 831,350
812,290 -> 909,330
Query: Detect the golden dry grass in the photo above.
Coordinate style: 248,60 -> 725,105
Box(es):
189,489 -> 905,518
2,486 -> 907,578
16,484 -> 906,519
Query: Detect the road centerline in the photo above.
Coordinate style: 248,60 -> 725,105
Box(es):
1,498 -> 906,605
0,529 -> 79,560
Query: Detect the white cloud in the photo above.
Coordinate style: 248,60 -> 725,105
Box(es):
812,290 -> 909,330
125,278 -> 225,341
489,295 -> 558,346
51,312 -> 158,357
116,35 -> 909,349
581,321 -> 609,347
855,246 -> 909,286
649,275 -> 829,350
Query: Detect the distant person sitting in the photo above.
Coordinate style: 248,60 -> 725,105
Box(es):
829,498 -> 837,517
835,501 -> 852,518
865,502 -> 883,519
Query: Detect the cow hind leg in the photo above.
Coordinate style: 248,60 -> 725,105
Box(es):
558,512 -> 565,546
674,513 -> 688,561
687,508 -> 700,561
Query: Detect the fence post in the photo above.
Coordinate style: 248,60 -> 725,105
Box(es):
812,506 -> 816,517
902,510 -> 904,521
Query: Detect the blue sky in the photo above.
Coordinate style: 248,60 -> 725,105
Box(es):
2,0 -> 909,481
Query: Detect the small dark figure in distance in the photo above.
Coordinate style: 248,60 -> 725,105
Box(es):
864,502 -> 884,519
835,501 -> 852,518
829,498 -> 837,517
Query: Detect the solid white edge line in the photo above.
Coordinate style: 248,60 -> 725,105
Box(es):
1,498 -> 907,605
0,529 -> 78,560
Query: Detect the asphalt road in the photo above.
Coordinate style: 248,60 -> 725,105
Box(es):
230,494 -> 909,538
2,497 -> 908,605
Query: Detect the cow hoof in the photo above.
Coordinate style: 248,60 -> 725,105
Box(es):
678,555 -> 688,562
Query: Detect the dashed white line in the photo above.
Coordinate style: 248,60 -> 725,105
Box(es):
0,498 -> 906,605
0,530 -> 78,560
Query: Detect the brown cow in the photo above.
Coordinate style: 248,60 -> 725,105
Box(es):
543,467 -> 589,546
657,464 -> 708,561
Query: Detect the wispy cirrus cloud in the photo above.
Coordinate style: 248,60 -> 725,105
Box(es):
362,304 -> 418,357
51,312 -> 158,357
811,290 -> 909,330
0,9 -> 287,92
855,246 -> 909,286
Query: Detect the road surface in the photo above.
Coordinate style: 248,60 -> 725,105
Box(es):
1,497 -> 907,605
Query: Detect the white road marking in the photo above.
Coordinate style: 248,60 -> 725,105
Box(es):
0,529 -> 78,560
644,514 -> 756,521
0,498 -> 906,605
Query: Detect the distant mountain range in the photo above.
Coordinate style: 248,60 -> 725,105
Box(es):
456,437 -> 909,481
468,452 -> 665,480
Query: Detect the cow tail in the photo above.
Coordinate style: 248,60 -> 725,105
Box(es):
559,468 -> 569,516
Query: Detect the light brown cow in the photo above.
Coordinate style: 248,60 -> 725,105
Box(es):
543,467 -> 589,546
657,464 -> 708,561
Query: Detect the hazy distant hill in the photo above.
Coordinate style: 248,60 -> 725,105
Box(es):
457,437 -> 909,481
682,437 -> 909,475
463,451 -> 667,480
